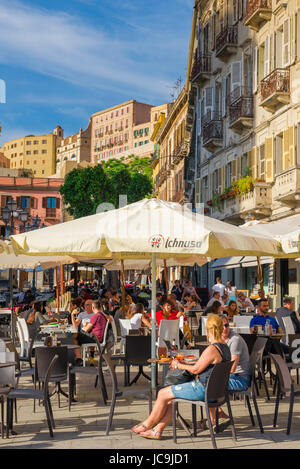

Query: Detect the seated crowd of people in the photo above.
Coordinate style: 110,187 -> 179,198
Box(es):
9,275 -> 300,441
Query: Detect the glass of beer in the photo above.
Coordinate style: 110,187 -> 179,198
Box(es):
158,346 -> 168,360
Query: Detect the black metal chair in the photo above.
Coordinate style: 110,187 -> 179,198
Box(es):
251,336 -> 270,400
34,346 -> 71,411
229,337 -> 267,434
270,353 -> 300,435
70,334 -> 108,405
239,333 -> 257,356
5,354 -> 59,438
122,335 -> 151,386
172,360 -> 236,449
103,352 -> 152,435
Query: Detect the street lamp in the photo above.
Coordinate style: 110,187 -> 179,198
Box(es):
1,199 -> 29,237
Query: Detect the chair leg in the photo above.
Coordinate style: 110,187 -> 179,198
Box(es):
262,374 -> 270,401
148,392 -> 152,413
273,387 -> 280,428
192,404 -> 197,437
205,404 -> 217,449
46,391 -> 55,430
252,394 -> 264,433
1,397 -> 4,439
245,395 -> 255,427
44,399 -> 54,438
14,399 -> 17,424
106,395 -> 116,436
172,401 -> 178,443
226,398 -> 237,442
98,370 -> 108,405
287,392 -> 294,435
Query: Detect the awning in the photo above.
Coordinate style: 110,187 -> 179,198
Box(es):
241,257 -> 274,268
211,257 -> 243,269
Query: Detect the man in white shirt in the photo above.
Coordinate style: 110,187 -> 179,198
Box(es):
236,292 -> 255,312
212,277 -> 225,297
71,299 -> 95,366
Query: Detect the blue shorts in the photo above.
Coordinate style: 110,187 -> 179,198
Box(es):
171,380 -> 206,401
228,374 -> 250,391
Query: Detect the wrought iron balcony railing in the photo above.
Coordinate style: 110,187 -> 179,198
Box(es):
261,68 -> 290,104
245,0 -> 272,28
191,55 -> 211,81
215,26 -> 238,57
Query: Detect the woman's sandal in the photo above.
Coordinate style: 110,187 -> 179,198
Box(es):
139,429 -> 162,440
131,423 -> 149,434
214,418 -> 231,434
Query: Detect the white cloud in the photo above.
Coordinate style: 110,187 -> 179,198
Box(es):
0,0 -> 184,101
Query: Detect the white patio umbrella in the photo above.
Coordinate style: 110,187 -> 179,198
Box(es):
0,240 -> 78,343
11,198 -> 282,387
0,240 -> 78,269
104,257 -> 208,271
242,215 -> 300,257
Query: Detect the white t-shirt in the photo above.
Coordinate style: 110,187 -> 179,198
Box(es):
212,283 -> 225,296
130,313 -> 142,330
78,311 -> 93,332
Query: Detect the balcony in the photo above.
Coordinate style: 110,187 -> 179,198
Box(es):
191,54 -> 211,84
228,87 -> 254,133
215,26 -> 238,61
156,168 -> 167,187
273,167 -> 300,204
202,111 -> 223,152
210,184 -> 272,221
261,69 -> 290,112
244,0 -> 272,31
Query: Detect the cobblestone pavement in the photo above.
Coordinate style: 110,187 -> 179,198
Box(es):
1,365 -> 300,450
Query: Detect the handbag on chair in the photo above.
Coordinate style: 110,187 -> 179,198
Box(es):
164,368 -> 194,386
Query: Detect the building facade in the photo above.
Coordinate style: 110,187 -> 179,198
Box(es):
155,89 -> 190,203
1,126 -> 63,177
91,100 -> 153,164
0,176 -> 64,237
56,121 -> 92,173
185,0 -> 300,307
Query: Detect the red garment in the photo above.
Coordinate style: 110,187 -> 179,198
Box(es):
156,309 -> 178,326
89,312 -> 107,342
83,293 -> 92,300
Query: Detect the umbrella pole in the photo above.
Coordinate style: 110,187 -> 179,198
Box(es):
163,259 -> 169,295
56,266 -> 60,315
60,265 -> 64,296
9,268 -> 15,344
151,253 -> 157,390
121,260 -> 126,319
257,256 -> 265,299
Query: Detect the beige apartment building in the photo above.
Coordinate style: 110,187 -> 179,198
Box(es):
155,89 -> 189,203
1,126 -> 63,177
56,121 -> 92,174
185,0 -> 300,307
91,100 -> 153,164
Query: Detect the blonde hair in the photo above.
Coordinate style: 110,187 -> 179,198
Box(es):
206,314 -> 224,342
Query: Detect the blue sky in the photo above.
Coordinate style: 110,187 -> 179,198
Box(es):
0,0 -> 193,145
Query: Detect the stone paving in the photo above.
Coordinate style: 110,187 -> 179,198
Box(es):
1,364 -> 300,450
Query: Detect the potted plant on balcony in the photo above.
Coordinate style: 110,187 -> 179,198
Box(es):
232,175 -> 255,198
212,193 -> 222,211
207,199 -> 213,206
223,185 -> 234,199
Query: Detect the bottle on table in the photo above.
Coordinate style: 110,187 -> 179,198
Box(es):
265,319 -> 270,336
171,338 -> 178,358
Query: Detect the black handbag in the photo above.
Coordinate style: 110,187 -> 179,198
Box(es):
164,368 -> 194,386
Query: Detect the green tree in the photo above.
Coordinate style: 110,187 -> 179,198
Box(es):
59,165 -> 114,219
60,156 -> 153,219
